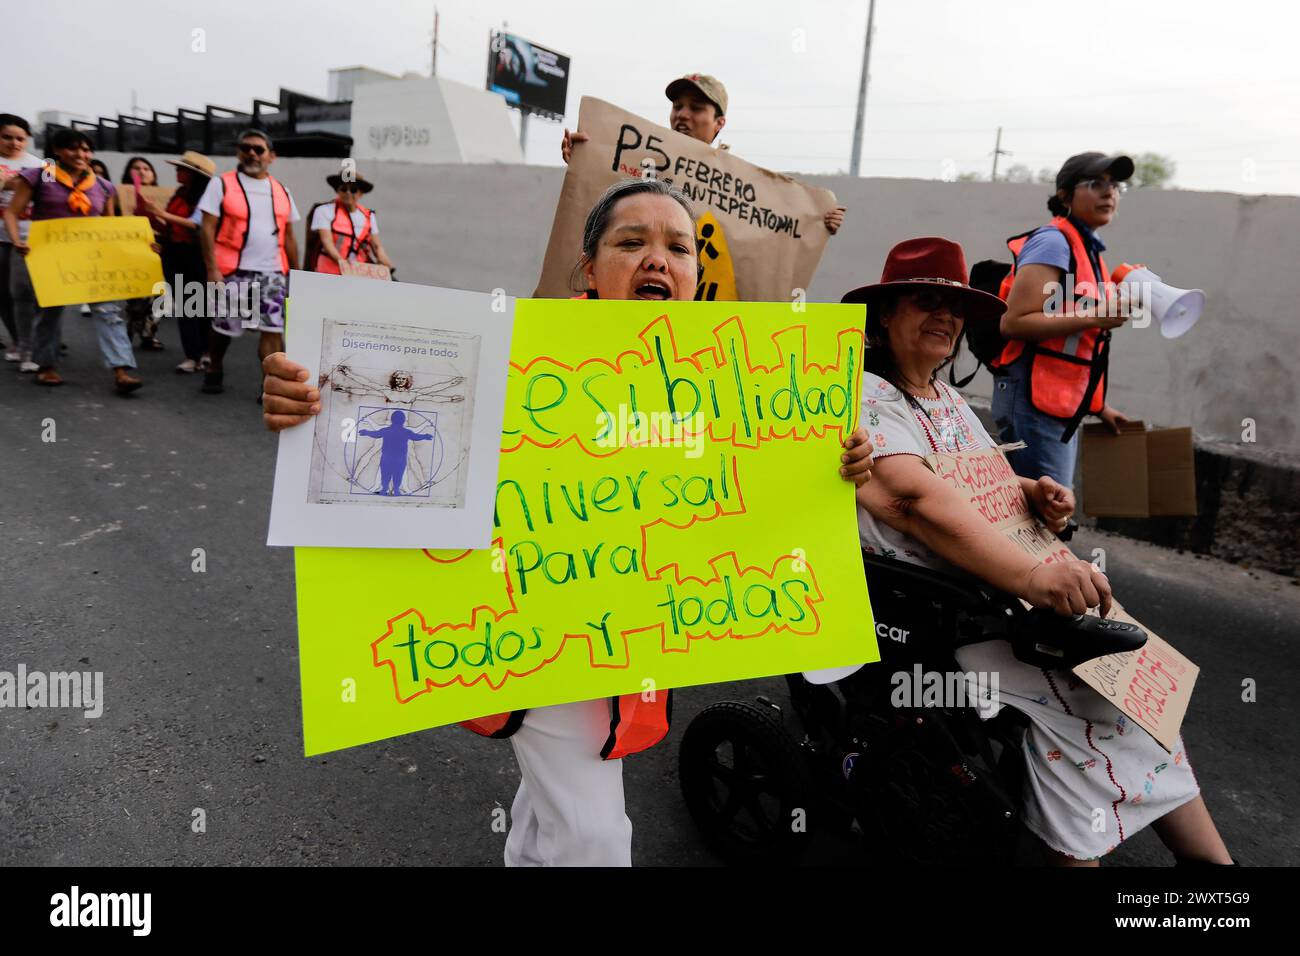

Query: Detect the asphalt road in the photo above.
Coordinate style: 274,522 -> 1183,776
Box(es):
2,315 -> 1297,867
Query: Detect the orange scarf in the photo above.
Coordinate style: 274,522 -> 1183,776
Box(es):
53,164 -> 96,215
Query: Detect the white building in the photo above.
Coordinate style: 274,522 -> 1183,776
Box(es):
346,74 -> 524,165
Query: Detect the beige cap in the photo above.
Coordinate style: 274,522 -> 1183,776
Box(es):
665,74 -> 728,115
165,150 -> 216,179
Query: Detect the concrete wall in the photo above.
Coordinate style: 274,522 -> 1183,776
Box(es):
95,153 -> 1300,453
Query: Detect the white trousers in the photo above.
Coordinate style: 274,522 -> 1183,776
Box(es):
505,698 -> 633,867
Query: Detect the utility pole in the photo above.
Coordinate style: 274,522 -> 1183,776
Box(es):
990,126 -> 1011,181
848,0 -> 876,177
431,7 -> 439,76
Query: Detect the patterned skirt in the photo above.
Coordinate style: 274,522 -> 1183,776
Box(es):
956,639 -> 1200,860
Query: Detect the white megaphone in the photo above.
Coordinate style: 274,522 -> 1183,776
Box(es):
1111,263 -> 1205,339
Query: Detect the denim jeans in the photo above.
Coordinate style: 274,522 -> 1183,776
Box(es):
2,243 -> 31,352
990,355 -> 1079,489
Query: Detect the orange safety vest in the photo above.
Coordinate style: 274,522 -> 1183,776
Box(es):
213,170 -> 292,276
460,286 -> 673,760
994,216 -> 1111,427
164,191 -> 198,245
314,201 -> 374,274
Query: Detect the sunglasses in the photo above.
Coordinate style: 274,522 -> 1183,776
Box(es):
337,184 -> 362,193
907,287 -> 968,319
237,143 -> 268,156
1077,177 -> 1128,196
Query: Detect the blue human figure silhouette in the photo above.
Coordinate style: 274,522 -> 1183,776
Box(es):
357,410 -> 434,496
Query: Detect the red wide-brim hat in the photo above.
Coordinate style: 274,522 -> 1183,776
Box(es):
841,236 -> 1006,321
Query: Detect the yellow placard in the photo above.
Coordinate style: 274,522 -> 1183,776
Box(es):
294,299 -> 877,755
25,216 -> 163,307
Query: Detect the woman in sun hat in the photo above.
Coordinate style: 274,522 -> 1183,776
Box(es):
827,235 -> 1232,866
136,150 -> 217,372
309,170 -> 395,277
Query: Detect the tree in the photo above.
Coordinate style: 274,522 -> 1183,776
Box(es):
1131,152 -> 1176,189
1036,167 -> 1055,184
1003,163 -> 1034,183
956,171 -> 984,182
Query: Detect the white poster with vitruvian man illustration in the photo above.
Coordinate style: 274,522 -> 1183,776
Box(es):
307,317 -> 481,510
269,271 -> 514,550
535,97 -> 839,302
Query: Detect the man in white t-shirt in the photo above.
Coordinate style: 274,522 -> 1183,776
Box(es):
0,113 -> 46,366
197,128 -> 300,395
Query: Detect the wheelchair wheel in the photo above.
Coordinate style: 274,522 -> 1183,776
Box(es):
679,701 -> 812,865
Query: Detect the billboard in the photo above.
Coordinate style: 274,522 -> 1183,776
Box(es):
486,30 -> 570,119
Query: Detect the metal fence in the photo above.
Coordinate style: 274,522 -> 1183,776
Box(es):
45,89 -> 353,158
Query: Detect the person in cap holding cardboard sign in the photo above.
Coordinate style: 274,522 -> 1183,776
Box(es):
308,171 -> 394,277
834,236 -> 1232,867
562,73 -> 847,236
990,152 -> 1136,488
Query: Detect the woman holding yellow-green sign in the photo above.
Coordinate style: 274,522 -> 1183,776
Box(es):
259,178 -> 877,866
3,128 -> 142,393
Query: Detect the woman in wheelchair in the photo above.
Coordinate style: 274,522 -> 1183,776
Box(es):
826,237 -> 1232,866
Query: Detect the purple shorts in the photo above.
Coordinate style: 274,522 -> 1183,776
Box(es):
210,269 -> 287,337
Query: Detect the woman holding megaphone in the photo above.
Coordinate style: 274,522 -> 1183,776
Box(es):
991,152 -> 1136,488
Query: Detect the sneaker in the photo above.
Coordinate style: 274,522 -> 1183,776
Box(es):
175,359 -> 198,374
19,360 -> 39,373
197,355 -> 212,372
4,349 -> 20,362
35,367 -> 63,386
113,367 -> 143,394
201,371 -> 224,394
79,305 -> 91,316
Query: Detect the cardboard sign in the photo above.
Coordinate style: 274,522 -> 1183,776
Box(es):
294,299 -> 876,755
535,97 -> 838,302
25,216 -> 164,307
116,184 -> 176,218
925,446 -> 1197,752
338,260 -> 391,281
1081,421 -> 1197,517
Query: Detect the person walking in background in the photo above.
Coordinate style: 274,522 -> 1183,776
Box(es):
137,150 -> 215,373
0,113 -> 44,370
991,152 -> 1135,489
310,171 -> 394,277
120,156 -> 165,351
561,73 -> 847,236
197,128 -> 299,396
2,128 -> 142,393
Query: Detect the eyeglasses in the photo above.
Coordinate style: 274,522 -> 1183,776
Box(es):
237,143 -> 267,156
908,287 -> 968,319
1077,178 -> 1128,196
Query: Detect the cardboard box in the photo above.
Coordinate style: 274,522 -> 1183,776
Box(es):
1082,421 -> 1197,517
116,185 -> 175,217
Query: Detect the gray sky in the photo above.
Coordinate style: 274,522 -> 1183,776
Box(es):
9,0 -> 1299,194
